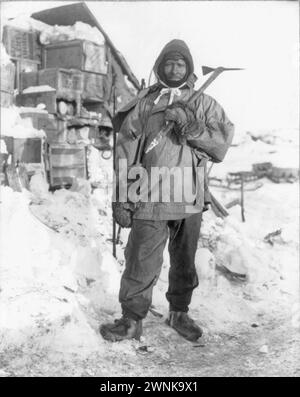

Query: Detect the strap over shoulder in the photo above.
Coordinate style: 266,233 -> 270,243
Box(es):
112,84 -> 161,132
112,88 -> 151,132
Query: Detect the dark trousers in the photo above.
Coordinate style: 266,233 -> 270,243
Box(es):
119,213 -> 202,321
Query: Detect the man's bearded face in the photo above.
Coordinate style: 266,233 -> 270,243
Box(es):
163,58 -> 187,84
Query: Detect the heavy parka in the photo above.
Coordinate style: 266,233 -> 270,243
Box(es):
113,40 -> 234,221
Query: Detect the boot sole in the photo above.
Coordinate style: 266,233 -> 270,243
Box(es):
99,324 -> 142,342
165,319 -> 203,342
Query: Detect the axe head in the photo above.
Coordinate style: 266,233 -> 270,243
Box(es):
202,66 -> 215,76
202,66 -> 244,76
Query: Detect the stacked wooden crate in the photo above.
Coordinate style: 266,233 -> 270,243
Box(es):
38,38 -> 112,187
1,26 -> 45,188
0,61 -> 15,107
41,39 -> 111,103
47,144 -> 87,187
2,25 -> 41,92
19,111 -> 68,143
16,38 -> 112,117
2,24 -> 113,188
17,68 -> 83,115
3,135 -> 43,164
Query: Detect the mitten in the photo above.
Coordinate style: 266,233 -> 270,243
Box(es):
165,102 -> 206,143
112,202 -> 135,228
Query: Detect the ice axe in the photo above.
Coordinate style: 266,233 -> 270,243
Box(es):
145,65 -> 244,154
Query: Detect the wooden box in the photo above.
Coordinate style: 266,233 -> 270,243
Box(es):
19,112 -> 67,143
3,136 -> 43,163
12,58 -> 40,93
42,40 -> 107,74
15,58 -> 40,74
1,62 -> 15,93
82,72 -> 106,102
38,68 -> 83,100
1,61 -> 15,108
2,25 -> 41,62
20,69 -> 83,103
47,144 -> 87,187
16,90 -> 57,114
1,91 -> 14,108
19,71 -> 39,92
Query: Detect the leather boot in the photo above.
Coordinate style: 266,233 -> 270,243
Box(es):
166,311 -> 203,342
100,315 -> 143,342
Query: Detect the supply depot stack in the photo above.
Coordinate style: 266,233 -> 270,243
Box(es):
1,2 -> 140,191
4,27 -> 114,189
2,25 -> 41,91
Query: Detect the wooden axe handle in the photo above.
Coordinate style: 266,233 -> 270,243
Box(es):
145,68 -> 226,153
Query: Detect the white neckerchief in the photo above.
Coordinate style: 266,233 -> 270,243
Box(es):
153,81 -> 185,105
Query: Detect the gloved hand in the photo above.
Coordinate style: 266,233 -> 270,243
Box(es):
112,201 -> 135,228
164,102 -> 206,143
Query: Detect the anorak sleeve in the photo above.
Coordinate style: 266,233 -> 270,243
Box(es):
115,101 -> 144,169
114,101 -> 145,202
187,95 -> 235,163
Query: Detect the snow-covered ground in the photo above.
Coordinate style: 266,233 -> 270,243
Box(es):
0,116 -> 299,376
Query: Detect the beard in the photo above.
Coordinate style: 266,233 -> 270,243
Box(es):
162,74 -> 188,87
157,60 -> 189,88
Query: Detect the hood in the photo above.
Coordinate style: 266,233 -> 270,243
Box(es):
153,39 -> 194,86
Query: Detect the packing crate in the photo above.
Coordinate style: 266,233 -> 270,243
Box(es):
19,71 -> 39,92
15,58 -> 40,74
19,112 -> 68,143
1,62 -> 16,107
2,26 -> 41,62
16,90 -> 57,114
3,136 -> 43,163
20,68 -> 83,101
82,72 -> 106,102
1,62 -> 15,107
21,69 -> 108,102
1,62 -> 15,93
0,91 -> 14,107
12,58 -> 40,93
47,144 -> 87,187
39,68 -> 83,100
42,40 -> 107,74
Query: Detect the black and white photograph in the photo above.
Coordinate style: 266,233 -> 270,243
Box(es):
0,0 -> 299,379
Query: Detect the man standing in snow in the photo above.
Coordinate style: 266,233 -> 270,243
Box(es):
100,39 -> 234,342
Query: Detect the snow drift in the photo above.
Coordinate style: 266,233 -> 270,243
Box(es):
0,125 -> 298,357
